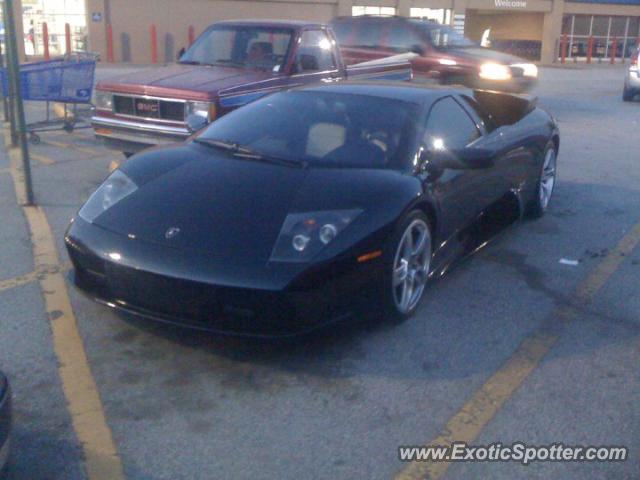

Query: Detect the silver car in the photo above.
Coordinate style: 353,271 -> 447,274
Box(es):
623,46 -> 640,102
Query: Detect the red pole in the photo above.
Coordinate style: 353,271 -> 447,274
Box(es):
586,36 -> 593,64
610,36 -> 617,64
106,24 -> 114,62
560,34 -> 568,64
65,22 -> 71,55
188,25 -> 195,46
42,21 -> 50,60
150,24 -> 158,64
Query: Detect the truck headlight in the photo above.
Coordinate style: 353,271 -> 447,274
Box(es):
78,170 -> 138,223
270,209 -> 362,262
186,101 -> 217,121
511,63 -> 538,78
94,91 -> 113,111
479,63 -> 512,81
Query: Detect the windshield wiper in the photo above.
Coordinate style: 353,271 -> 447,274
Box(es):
194,138 -> 306,168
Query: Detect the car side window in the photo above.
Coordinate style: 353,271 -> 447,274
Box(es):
423,97 -> 481,151
352,19 -> 384,49
459,95 -> 496,133
295,30 -> 337,73
388,23 -> 423,53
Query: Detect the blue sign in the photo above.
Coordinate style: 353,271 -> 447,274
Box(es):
92,12 -> 103,22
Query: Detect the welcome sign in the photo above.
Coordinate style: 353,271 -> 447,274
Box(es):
495,0 -> 527,7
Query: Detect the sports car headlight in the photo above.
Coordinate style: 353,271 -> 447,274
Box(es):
186,101 -> 217,121
78,170 -> 137,223
479,63 -> 512,81
94,91 -> 113,111
511,63 -> 538,78
270,209 -> 362,263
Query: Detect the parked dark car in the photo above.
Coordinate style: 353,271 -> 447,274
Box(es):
67,82 -> 558,337
92,19 -> 411,156
330,16 -> 538,93
623,45 -> 640,101
0,371 -> 11,476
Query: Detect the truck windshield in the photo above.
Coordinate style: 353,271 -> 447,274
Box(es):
411,21 -> 477,49
180,25 -> 294,72
196,91 -> 419,170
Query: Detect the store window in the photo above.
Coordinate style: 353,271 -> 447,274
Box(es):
352,6 -> 397,16
22,0 -> 88,57
410,7 -> 452,25
561,14 -> 640,60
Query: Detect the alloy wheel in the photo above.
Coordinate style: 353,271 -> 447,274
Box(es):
539,148 -> 557,210
392,219 -> 431,314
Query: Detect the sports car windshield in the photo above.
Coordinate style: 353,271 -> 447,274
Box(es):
197,91 -> 419,169
179,25 -> 294,72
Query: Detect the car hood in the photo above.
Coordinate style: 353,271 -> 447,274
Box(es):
97,64 -> 274,100
89,144 -> 421,265
92,144 -> 308,262
446,47 -> 526,65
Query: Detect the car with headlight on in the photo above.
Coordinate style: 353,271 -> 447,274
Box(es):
623,45 -> 640,102
0,371 -> 11,476
330,16 -> 538,93
67,82 -> 558,336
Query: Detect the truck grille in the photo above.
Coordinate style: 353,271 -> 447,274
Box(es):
113,95 -> 185,121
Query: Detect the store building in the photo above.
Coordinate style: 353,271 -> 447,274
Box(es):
5,0 -> 640,64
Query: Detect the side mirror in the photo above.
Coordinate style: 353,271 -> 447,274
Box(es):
409,44 -> 425,55
185,114 -> 208,134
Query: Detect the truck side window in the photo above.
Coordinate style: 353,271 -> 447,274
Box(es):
295,30 -> 337,72
388,23 -> 423,53
352,19 -> 383,49
424,97 -> 480,151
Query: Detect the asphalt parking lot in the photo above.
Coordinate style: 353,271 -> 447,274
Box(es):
0,64 -> 638,480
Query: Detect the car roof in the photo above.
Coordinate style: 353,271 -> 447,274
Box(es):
295,81 -> 470,104
214,19 -> 325,29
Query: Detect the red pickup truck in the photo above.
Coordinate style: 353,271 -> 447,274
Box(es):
92,20 -> 412,156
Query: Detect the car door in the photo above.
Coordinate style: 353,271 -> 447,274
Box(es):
419,96 -> 491,242
290,29 -> 343,85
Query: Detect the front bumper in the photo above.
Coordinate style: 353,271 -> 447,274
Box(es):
0,375 -> 11,473
92,115 -> 190,154
65,218 -> 380,337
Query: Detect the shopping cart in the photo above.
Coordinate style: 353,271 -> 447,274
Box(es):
0,52 -> 97,143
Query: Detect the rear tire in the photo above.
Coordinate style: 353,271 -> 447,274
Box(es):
526,141 -> 557,218
381,210 -> 432,323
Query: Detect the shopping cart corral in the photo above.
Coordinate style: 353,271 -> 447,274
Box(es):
0,52 -> 97,144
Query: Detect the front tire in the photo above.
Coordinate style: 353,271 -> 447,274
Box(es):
382,210 -> 432,323
526,142 -> 557,218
